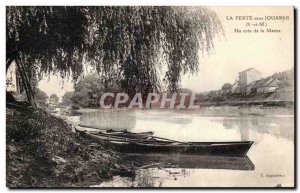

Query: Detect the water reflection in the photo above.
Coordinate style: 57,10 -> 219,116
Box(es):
127,153 -> 255,171
80,109 -> 137,131
212,115 -> 294,141
81,109 -> 293,142
80,108 -> 294,187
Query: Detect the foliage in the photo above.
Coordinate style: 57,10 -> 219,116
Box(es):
70,73 -> 118,107
34,88 -> 48,106
6,6 -> 89,105
6,6 -> 223,104
35,88 -> 48,100
61,91 -> 74,106
6,107 -> 133,187
6,7 -> 88,78
87,7 -> 223,95
222,83 -> 232,90
271,68 -> 294,86
49,94 -> 59,103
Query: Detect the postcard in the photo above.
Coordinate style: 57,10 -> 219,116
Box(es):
6,6 -> 295,188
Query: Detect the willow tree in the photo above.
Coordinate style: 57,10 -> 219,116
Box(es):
6,6 -> 223,106
7,7 -> 89,105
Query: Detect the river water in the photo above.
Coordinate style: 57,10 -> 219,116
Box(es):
78,106 -> 294,187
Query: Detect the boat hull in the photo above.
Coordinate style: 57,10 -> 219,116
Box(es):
77,129 -> 253,157
114,141 -> 253,157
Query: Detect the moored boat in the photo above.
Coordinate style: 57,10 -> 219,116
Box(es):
76,125 -> 154,139
101,130 -> 154,139
75,127 -> 254,157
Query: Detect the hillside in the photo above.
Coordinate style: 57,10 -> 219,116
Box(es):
6,104 -> 134,187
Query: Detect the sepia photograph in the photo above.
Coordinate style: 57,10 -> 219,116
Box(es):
5,5 -> 295,188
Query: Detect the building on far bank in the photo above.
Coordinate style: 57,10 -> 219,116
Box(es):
257,78 -> 279,93
231,81 -> 240,94
238,68 -> 262,95
247,77 -> 284,95
246,80 -> 257,95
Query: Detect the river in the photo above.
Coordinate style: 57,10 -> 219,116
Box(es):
77,106 -> 294,187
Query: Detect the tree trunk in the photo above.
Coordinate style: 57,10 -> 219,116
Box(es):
15,59 -> 37,108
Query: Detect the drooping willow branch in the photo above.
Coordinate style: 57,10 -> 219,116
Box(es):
6,6 -> 223,105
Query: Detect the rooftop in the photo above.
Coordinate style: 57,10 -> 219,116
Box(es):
239,68 -> 261,74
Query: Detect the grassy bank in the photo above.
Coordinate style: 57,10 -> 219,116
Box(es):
200,100 -> 294,108
6,105 -> 134,187
200,91 -> 294,108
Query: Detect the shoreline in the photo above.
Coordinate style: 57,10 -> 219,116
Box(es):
6,105 -> 134,187
69,102 -> 294,118
199,100 -> 294,107
68,100 -> 294,114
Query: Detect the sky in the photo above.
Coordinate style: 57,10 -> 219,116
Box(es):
38,7 -> 294,100
181,7 -> 294,92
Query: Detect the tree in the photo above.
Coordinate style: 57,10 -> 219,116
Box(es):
87,7 -> 223,97
7,7 -> 89,106
222,83 -> 232,90
70,73 -> 119,107
6,6 -> 223,106
35,88 -> 48,106
49,94 -> 59,103
61,91 -> 74,106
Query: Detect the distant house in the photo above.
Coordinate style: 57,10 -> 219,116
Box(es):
246,78 -> 267,95
257,78 -> 279,93
246,77 -> 280,95
246,80 -> 257,95
231,82 -> 240,94
238,68 -> 262,95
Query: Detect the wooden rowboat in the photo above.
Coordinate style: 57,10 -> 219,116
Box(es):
75,127 -> 254,157
101,130 -> 154,139
76,125 -> 154,139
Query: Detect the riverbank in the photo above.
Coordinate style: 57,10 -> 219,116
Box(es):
72,103 -> 294,119
200,100 -> 294,108
6,104 -> 134,187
